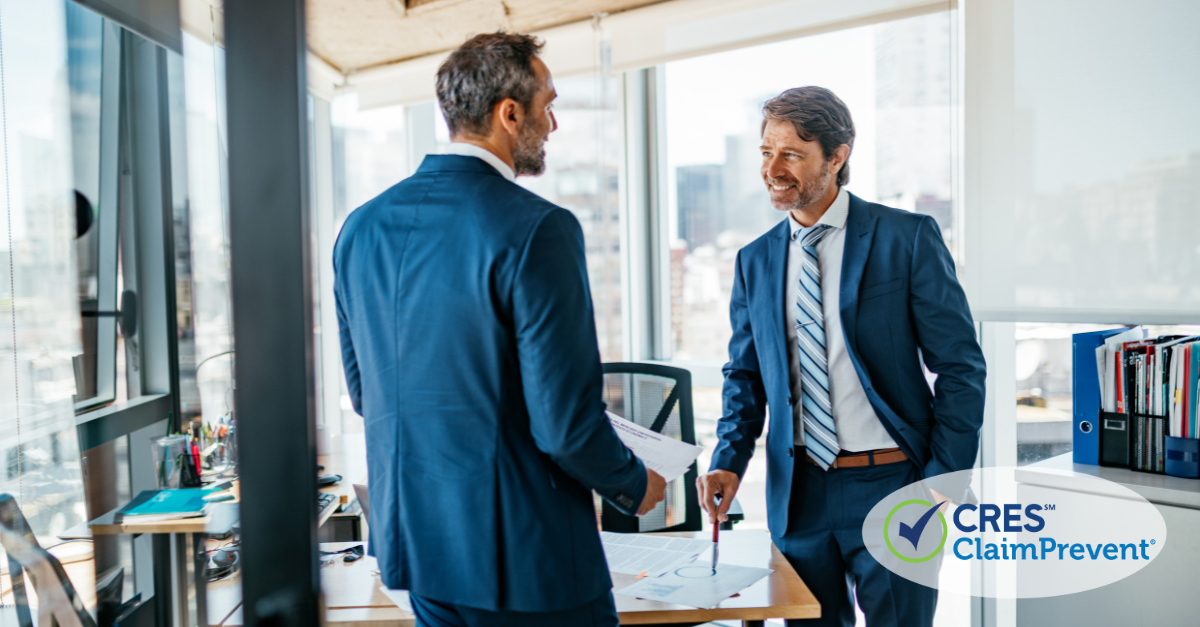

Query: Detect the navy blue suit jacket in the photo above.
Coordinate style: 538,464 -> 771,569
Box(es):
709,193 -> 986,534
334,155 -> 647,612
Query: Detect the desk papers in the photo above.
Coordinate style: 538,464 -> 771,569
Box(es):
379,587 -> 412,613
601,531 -> 712,576
615,563 -> 774,609
607,412 -> 702,482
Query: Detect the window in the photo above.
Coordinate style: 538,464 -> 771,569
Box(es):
67,0 -> 118,409
517,74 -> 624,361
0,0 -> 88,542
180,31 -> 235,426
331,94 -> 408,226
663,11 -> 958,363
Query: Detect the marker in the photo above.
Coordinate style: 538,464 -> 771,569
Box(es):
712,494 -> 721,574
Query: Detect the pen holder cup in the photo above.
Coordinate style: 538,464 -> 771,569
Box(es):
1165,436 -> 1200,479
151,434 -> 191,489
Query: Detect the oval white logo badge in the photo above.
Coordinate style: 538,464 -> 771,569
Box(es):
861,466 -> 1167,598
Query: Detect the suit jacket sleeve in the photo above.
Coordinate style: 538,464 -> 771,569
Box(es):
335,270 -> 362,417
514,208 -> 647,515
709,249 -> 768,480
910,216 -> 986,480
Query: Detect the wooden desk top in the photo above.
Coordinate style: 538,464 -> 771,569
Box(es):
614,530 -> 819,624
210,542 -> 416,627
88,501 -> 239,536
214,532 -> 816,626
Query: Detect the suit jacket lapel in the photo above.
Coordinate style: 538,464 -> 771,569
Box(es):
767,219 -> 791,383
839,194 -> 878,353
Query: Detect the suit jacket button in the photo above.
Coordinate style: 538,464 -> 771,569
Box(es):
788,447 -> 794,457
787,396 -> 794,406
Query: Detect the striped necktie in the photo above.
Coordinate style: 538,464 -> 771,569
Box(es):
794,224 -> 838,470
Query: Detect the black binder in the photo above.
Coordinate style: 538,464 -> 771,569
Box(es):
1131,413 -> 1167,474
1099,411 -> 1130,468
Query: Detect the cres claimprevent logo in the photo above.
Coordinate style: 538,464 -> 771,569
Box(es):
884,499 -> 948,563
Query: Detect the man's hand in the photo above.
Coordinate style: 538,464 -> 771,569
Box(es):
930,489 -> 951,514
637,469 -> 667,516
697,470 -> 740,523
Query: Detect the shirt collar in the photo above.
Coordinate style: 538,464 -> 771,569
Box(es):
788,187 -> 850,239
444,142 -> 516,182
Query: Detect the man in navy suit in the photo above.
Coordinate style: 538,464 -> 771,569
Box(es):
697,87 -> 986,626
334,33 -> 665,627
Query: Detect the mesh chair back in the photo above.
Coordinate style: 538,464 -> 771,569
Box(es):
0,493 -> 97,627
600,363 -> 701,532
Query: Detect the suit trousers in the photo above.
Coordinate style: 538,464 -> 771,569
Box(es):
410,590 -> 619,627
774,454 -> 938,627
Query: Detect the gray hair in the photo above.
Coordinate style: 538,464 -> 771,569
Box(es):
435,32 -> 545,138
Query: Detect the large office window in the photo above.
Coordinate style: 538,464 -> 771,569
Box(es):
518,73 -> 624,361
0,0 -> 88,542
331,94 -> 408,226
180,31 -> 235,425
663,10 -> 957,363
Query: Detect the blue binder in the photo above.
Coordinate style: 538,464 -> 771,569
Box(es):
1073,328 -> 1131,465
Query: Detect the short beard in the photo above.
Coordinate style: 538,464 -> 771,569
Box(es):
512,120 -> 547,177
770,161 -> 835,213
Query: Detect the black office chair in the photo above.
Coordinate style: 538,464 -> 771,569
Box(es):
599,363 -> 703,533
0,493 -> 96,627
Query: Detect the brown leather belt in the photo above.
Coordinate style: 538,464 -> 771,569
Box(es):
805,447 -> 908,469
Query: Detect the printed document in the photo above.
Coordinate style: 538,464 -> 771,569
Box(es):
607,411 -> 702,482
615,563 -> 774,609
601,531 -> 712,576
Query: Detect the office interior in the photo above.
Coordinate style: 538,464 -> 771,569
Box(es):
0,0 -> 1197,625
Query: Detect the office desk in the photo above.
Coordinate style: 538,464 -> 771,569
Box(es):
615,530 -> 819,625
86,433 -> 368,627
211,532 -> 817,627
208,542 -> 416,627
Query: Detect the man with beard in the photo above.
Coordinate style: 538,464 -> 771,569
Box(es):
334,32 -> 665,627
696,87 -> 985,626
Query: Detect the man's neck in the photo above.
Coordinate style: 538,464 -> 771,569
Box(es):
789,184 -> 840,228
451,135 -> 515,171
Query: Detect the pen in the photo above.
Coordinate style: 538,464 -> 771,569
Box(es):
712,494 -> 721,574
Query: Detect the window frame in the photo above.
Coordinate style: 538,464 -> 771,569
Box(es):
73,16 -> 123,414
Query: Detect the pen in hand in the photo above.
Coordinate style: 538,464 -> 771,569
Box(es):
711,494 -> 721,574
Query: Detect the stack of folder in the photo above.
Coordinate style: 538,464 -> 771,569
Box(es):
1094,329 -> 1200,476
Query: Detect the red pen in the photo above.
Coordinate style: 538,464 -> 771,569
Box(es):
192,440 -> 202,475
712,494 -> 721,573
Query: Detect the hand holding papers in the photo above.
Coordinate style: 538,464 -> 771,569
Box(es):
607,411 -> 702,482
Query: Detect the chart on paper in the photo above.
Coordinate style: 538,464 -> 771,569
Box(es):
615,563 -> 774,609
601,531 -> 713,576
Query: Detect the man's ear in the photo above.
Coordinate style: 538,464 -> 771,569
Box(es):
494,98 -> 523,137
831,144 -> 850,171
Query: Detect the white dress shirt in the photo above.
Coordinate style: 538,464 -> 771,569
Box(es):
786,187 -> 897,453
444,142 -> 515,182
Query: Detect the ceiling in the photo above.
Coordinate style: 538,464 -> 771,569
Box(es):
306,0 -> 663,74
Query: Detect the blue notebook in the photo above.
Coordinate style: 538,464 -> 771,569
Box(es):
114,489 -> 211,523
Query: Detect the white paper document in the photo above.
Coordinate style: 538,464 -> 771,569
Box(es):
379,587 -> 412,613
601,531 -> 712,576
615,563 -> 774,609
607,411 -> 702,482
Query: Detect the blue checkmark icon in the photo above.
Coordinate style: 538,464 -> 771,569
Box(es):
897,501 -> 946,551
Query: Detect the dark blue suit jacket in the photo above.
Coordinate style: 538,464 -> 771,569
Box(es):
334,155 -> 647,612
709,193 -> 986,534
